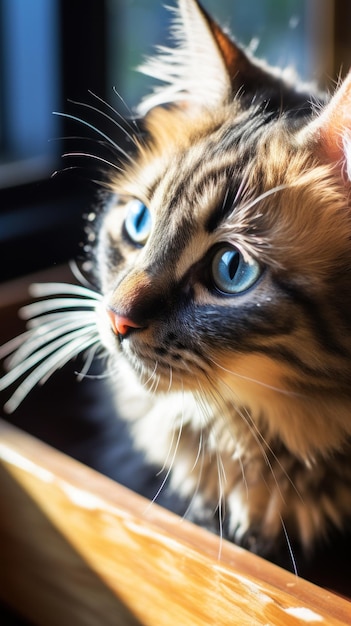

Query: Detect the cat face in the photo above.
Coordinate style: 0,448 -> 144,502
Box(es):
95,0 -> 351,461
96,106 -> 351,458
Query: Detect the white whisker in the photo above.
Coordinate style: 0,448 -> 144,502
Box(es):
148,383 -> 188,508
236,184 -> 288,218
1,325 -> 97,391
53,111 -> 135,165
194,382 -> 229,558
280,513 -> 298,577
68,96 -> 139,150
0,281 -> 104,412
7,316 -> 97,368
0,330 -> 36,360
20,297 -> 98,319
233,169 -> 250,206
62,152 -> 124,172
147,366 -> 161,395
190,424 -> 204,473
51,167 -> 111,186
142,360 -> 159,390
149,408 -> 184,507
152,373 -> 161,395
156,417 -> 179,478
203,368 -> 303,575
167,365 -> 173,393
75,343 -> 101,382
29,282 -> 101,300
181,432 -> 205,521
3,333 -> 99,414
211,373 -> 291,505
41,336 -> 102,387
111,87 -> 145,138
26,310 -> 96,329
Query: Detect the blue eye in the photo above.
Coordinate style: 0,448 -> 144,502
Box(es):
211,246 -> 261,294
124,199 -> 151,245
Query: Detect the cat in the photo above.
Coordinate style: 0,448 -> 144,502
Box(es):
2,0 -> 351,569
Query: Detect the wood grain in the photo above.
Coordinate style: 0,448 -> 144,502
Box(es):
1,419 -> 350,626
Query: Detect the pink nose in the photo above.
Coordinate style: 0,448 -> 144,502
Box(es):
107,310 -> 142,337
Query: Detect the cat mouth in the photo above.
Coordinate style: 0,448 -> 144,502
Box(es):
118,333 -> 209,390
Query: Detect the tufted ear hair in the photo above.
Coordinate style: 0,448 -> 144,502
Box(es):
137,0 -> 304,116
298,72 -> 351,180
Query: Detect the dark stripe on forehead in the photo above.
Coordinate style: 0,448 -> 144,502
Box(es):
167,176 -> 192,215
205,180 -> 242,233
167,153 -> 252,231
165,152 -> 225,216
203,118 -> 276,232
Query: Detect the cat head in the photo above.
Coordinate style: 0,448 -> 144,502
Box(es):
97,0 -> 351,460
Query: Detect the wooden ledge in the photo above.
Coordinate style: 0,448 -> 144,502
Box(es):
1,418 -> 350,625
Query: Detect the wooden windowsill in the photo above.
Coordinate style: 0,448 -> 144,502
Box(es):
1,419 -> 351,626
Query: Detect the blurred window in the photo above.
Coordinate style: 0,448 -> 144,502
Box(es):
0,0 -> 60,188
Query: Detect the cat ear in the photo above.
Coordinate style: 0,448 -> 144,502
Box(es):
137,0 -> 286,116
298,72 -> 351,178
137,0 -> 230,114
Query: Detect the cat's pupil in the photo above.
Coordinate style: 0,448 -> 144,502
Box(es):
226,251 -> 239,280
136,205 -> 148,229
